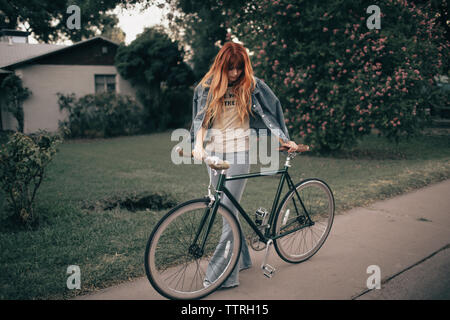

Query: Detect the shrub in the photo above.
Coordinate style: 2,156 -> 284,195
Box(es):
229,0 -> 449,152
0,130 -> 62,226
0,74 -> 31,133
57,92 -> 144,138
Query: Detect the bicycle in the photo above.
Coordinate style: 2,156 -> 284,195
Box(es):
144,144 -> 334,300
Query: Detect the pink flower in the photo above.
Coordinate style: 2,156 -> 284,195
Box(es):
323,27 -> 329,32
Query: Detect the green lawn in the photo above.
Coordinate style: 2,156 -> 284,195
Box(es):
0,130 -> 449,299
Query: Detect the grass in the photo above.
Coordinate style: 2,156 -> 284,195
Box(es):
0,130 -> 449,299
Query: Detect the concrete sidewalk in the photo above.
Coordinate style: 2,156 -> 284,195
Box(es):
75,179 -> 450,300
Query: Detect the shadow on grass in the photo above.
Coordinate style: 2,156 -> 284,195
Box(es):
81,191 -> 177,212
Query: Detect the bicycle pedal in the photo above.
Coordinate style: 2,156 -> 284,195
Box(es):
262,264 -> 276,278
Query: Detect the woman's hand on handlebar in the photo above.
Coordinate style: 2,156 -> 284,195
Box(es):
281,140 -> 299,153
279,139 -> 311,153
192,144 -> 208,161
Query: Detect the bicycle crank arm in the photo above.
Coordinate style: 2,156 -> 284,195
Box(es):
261,239 -> 276,278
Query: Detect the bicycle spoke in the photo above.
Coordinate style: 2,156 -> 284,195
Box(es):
145,200 -> 241,299
274,180 -> 334,263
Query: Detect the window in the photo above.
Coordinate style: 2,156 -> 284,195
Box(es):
95,74 -> 116,93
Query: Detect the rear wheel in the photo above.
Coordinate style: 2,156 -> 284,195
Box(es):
144,199 -> 242,300
274,179 -> 334,263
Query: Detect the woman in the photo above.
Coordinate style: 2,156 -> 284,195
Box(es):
190,41 -> 299,288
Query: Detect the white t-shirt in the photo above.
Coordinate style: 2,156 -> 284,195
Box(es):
205,86 -> 250,153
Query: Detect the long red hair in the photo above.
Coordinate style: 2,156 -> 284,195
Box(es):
199,42 -> 255,128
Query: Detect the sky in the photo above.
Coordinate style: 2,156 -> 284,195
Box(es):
26,3 -> 169,44
113,3 -> 170,44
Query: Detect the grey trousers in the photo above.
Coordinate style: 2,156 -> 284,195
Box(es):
204,151 -> 252,288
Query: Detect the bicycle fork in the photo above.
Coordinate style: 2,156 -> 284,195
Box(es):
189,200 -> 220,258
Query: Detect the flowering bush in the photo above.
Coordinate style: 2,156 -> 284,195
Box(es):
230,0 -> 449,152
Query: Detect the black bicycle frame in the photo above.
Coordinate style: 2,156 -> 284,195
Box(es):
192,161 -> 313,254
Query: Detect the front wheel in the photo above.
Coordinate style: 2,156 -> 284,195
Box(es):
273,179 -> 334,264
144,199 -> 242,300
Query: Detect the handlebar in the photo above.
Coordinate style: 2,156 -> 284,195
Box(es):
176,142 -> 310,170
175,147 -> 231,170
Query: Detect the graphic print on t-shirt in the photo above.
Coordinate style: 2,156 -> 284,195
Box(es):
224,89 -> 236,108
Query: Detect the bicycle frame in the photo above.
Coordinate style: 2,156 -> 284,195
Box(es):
191,157 -> 314,255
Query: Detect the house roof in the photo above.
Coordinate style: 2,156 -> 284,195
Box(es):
0,29 -> 30,37
0,36 -> 119,69
0,42 -> 65,68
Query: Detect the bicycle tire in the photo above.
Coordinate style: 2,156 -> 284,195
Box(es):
273,179 -> 334,264
144,198 -> 242,300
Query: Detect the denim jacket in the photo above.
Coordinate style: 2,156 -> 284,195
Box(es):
189,76 -> 290,149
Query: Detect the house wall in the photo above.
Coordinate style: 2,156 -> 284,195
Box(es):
3,64 -> 138,133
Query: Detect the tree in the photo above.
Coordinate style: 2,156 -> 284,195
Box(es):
115,26 -> 195,131
0,74 -> 31,133
225,0 -> 449,152
0,0 -> 142,43
163,0 -> 230,81
100,14 -> 126,44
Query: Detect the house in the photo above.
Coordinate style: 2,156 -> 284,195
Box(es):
0,29 -> 138,133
